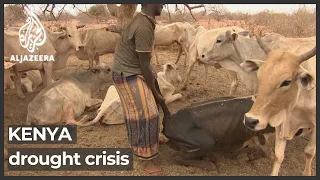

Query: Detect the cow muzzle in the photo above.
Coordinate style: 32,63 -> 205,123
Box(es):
244,114 -> 259,130
77,45 -> 84,51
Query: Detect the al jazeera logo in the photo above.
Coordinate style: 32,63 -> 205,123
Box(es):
10,10 -> 55,63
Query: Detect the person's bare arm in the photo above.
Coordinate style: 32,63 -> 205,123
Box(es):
135,25 -> 172,128
138,52 -> 165,104
138,52 -> 172,131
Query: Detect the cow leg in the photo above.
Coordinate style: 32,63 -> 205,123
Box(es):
152,45 -> 160,65
89,60 -> 94,70
94,54 -> 100,65
12,75 -> 25,99
181,48 -> 197,91
43,62 -> 53,87
270,126 -> 287,176
227,70 -> 239,96
62,104 -> 92,126
155,46 -> 160,65
255,134 -> 274,161
85,98 -> 103,112
63,105 -> 80,125
302,127 -> 316,176
151,44 -> 157,65
181,59 -> 196,90
175,44 -> 183,65
87,50 -> 95,70
39,69 -> 46,87
182,46 -> 189,67
23,78 -> 34,93
165,93 -> 182,104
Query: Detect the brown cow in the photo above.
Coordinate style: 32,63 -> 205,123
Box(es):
242,37 -> 316,176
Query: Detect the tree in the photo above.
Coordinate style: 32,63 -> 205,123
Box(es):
88,4 -> 110,23
4,4 -> 26,26
207,4 -> 227,22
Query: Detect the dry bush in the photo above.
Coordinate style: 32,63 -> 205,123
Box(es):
207,4 -> 228,22
4,4 -> 26,27
76,12 -> 94,24
87,4 -> 111,23
37,11 -> 76,22
197,6 -> 316,38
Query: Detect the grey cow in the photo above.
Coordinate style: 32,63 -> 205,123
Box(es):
26,63 -> 112,126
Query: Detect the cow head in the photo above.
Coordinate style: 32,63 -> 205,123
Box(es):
59,25 -> 85,51
200,29 -> 251,62
163,62 -> 182,84
241,36 -> 316,131
91,63 -> 111,83
4,61 -> 15,70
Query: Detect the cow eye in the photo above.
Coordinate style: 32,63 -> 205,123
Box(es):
280,80 -> 291,87
216,40 -> 222,43
68,34 -> 72,37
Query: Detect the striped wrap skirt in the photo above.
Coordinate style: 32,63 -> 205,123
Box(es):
112,71 -> 160,160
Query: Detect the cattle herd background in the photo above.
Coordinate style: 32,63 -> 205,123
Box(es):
3,4 -> 316,176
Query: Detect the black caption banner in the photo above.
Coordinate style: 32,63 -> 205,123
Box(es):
8,125 -> 77,144
8,148 -> 133,171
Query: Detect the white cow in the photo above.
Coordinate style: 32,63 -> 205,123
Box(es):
4,25 -> 85,99
153,23 -> 185,64
21,70 -> 55,93
181,26 -> 251,96
197,30 -> 315,95
78,63 -> 183,126
174,23 -> 207,67
157,62 -> 183,104
80,85 -> 125,126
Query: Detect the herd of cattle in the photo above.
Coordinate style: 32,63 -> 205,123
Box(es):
3,20 -> 316,176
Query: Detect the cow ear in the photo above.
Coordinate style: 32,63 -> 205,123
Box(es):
167,63 -> 174,70
298,67 -> 315,90
231,33 -> 238,41
226,30 -> 238,42
4,61 -> 16,69
240,59 -> 265,72
57,33 -> 67,40
238,30 -> 251,37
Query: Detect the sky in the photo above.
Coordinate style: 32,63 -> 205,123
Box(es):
4,4 -> 316,16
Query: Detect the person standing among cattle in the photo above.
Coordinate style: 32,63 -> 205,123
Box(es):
111,4 -> 171,175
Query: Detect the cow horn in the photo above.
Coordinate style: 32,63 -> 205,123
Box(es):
256,35 -> 271,55
225,30 -> 232,42
298,46 -> 316,63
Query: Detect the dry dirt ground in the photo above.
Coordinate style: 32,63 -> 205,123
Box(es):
3,46 -> 316,176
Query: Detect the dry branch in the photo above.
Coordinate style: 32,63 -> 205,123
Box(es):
184,4 -> 205,21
